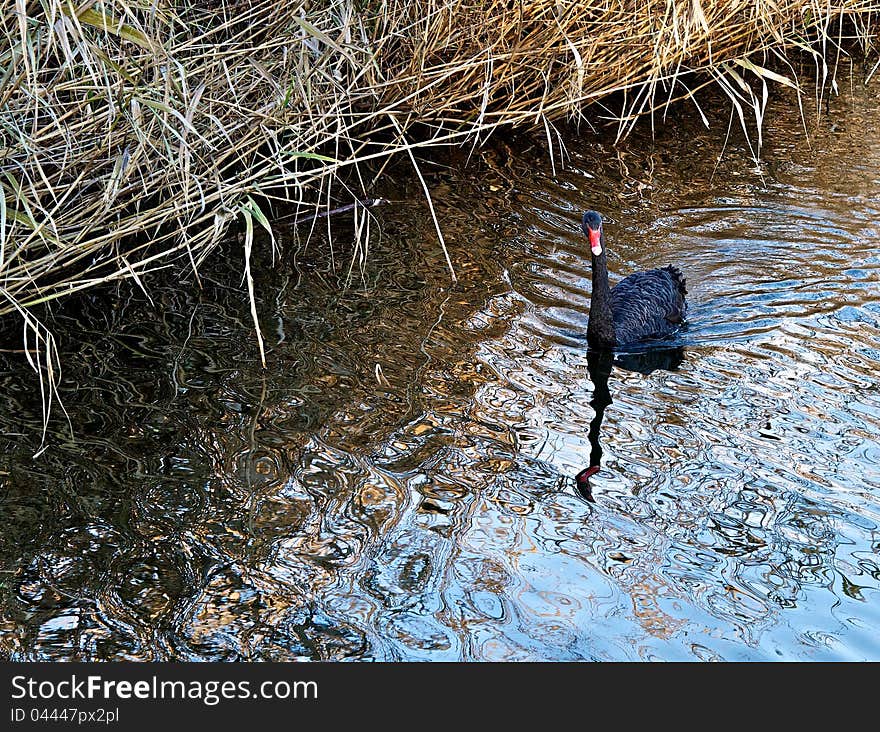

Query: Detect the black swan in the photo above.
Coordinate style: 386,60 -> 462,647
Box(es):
582,210 -> 687,349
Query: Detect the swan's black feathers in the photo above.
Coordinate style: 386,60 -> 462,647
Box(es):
664,264 -> 687,296
610,266 -> 687,344
583,209 -> 688,348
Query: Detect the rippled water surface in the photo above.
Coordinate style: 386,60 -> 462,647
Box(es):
2,79 -> 880,661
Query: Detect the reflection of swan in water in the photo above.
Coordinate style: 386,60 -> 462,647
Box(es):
575,346 -> 684,502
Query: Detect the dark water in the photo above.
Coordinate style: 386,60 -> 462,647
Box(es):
2,77 -> 879,661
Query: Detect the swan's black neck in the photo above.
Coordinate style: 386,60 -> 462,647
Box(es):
587,235 -> 617,348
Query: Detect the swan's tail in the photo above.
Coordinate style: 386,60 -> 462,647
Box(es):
664,265 -> 687,296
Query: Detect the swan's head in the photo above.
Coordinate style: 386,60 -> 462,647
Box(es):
581,210 -> 603,256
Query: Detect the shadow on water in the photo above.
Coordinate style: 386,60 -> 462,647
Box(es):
576,345 -> 685,502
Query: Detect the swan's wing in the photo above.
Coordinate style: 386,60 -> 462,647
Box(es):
611,268 -> 687,342
664,299 -> 685,324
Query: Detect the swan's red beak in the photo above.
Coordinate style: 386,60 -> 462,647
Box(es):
588,227 -> 602,256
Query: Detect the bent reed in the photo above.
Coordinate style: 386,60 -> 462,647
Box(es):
1,1 -> 878,437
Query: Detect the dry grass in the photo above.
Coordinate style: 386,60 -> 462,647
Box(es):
2,0 -> 878,444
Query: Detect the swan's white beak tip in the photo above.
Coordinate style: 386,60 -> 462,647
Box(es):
591,243 -> 602,256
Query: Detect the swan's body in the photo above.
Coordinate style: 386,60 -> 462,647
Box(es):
582,210 -> 687,349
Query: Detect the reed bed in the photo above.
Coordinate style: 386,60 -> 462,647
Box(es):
2,1 -> 878,439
